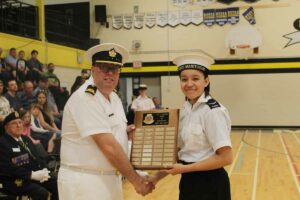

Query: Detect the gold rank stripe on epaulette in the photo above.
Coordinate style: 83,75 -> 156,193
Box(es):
207,98 -> 221,109
85,85 -> 97,95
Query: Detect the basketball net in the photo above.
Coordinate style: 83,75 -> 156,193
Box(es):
236,44 -> 251,60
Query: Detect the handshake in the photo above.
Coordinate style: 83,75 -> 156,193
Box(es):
132,170 -> 168,196
31,168 -> 51,183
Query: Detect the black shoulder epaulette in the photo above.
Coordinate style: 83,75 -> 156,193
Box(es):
206,98 -> 221,109
85,85 -> 97,95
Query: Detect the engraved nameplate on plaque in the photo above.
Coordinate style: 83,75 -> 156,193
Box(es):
130,109 -> 179,170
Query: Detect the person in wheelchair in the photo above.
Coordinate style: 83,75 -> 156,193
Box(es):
0,111 -> 58,199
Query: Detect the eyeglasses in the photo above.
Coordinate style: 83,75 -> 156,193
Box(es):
95,64 -> 121,74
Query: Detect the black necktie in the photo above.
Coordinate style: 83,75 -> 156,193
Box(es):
18,139 -> 35,159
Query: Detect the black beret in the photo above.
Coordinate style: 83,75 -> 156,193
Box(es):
3,112 -> 20,126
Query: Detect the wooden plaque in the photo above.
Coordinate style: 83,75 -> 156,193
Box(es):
130,109 -> 179,170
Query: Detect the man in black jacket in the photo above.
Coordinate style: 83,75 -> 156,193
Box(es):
0,112 -> 58,199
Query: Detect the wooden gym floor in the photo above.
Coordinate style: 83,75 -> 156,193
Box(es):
123,129 -> 300,200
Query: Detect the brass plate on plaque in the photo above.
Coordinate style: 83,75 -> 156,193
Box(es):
130,109 -> 179,170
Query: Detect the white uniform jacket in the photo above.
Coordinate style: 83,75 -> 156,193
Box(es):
58,77 -> 128,200
178,93 -> 232,163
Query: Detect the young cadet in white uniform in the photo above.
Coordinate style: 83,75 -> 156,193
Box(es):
131,84 -> 155,111
150,55 -> 233,200
58,43 -> 154,200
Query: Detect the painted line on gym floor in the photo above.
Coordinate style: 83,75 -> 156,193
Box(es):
251,130 -> 261,200
228,130 -> 246,177
278,132 -> 300,194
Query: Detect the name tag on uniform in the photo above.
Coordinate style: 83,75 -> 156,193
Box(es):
12,147 -> 21,152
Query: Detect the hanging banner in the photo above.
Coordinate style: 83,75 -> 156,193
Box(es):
203,9 -> 215,26
123,15 -> 133,29
215,9 -> 227,26
172,0 -> 192,7
145,13 -> 156,28
157,12 -> 168,27
194,0 -> 216,7
191,10 -> 203,25
134,14 -> 144,29
168,11 -> 180,27
243,7 -> 256,25
180,10 -> 192,26
227,7 -> 239,25
112,15 -> 123,29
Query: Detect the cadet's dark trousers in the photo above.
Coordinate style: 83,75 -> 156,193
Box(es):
179,164 -> 231,200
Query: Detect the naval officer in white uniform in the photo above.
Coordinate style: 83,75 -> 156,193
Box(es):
58,43 -> 154,200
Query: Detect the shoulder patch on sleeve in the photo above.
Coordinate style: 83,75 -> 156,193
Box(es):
85,85 -> 97,95
206,98 -> 221,109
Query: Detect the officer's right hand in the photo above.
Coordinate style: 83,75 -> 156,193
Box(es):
133,175 -> 155,196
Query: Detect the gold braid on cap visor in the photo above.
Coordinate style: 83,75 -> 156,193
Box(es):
95,60 -> 123,66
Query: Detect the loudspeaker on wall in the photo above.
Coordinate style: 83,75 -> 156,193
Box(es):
95,5 -> 107,23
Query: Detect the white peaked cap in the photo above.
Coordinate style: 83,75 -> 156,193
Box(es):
173,55 -> 215,72
85,43 -> 129,65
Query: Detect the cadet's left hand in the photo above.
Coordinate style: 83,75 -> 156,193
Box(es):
162,163 -> 185,175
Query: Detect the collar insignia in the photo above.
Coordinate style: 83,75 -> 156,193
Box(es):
109,49 -> 117,58
85,85 -> 97,95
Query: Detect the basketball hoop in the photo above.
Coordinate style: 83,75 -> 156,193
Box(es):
235,44 -> 251,60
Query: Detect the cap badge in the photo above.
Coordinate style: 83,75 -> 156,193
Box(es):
15,111 -> 19,118
109,49 -> 117,58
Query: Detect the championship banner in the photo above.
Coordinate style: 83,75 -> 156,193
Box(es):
134,14 -> 144,29
172,0 -> 192,7
215,9 -> 227,26
203,9 -> 215,26
112,15 -> 123,29
168,11 -> 180,27
227,7 -> 239,25
243,7 -> 256,25
123,15 -> 133,29
194,0 -> 216,7
145,13 -> 156,28
191,10 -> 203,25
180,10 -> 192,26
156,12 -> 168,27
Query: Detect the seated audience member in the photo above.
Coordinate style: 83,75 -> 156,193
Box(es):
18,80 -> 36,110
70,75 -> 85,95
27,50 -> 43,85
30,104 -> 57,153
0,80 -> 11,123
16,50 -> 28,84
152,97 -> 163,109
0,47 -> 8,82
0,111 -> 58,199
20,109 -> 40,145
2,48 -> 15,82
4,79 -> 22,111
33,76 -> 59,116
4,48 -> 17,72
44,63 -> 68,111
36,90 -> 61,130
